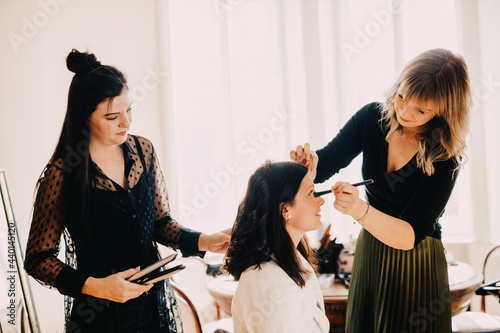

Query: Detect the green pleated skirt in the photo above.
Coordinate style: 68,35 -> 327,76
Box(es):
345,229 -> 452,333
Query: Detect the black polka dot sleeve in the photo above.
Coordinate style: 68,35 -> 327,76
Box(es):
137,136 -> 205,258
24,161 -> 89,298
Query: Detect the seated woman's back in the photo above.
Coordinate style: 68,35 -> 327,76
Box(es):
233,250 -> 328,332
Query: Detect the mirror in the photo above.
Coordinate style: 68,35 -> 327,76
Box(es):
0,169 -> 41,333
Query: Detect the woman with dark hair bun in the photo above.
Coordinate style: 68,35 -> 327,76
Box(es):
24,49 -> 231,333
224,161 -> 329,333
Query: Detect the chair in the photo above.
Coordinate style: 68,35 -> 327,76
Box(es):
171,281 -> 233,333
452,245 -> 500,332
481,245 -> 500,314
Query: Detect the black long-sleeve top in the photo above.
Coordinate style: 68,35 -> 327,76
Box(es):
315,102 -> 458,247
24,135 -> 204,299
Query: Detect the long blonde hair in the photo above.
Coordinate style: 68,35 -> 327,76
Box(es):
381,48 -> 472,176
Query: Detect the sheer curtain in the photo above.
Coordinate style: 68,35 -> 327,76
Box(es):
158,0 -> 494,244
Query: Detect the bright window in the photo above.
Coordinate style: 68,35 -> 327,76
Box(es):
165,0 -> 477,244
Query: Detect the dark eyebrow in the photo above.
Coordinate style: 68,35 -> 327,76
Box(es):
105,103 -> 132,116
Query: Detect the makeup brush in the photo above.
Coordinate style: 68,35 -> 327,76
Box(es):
313,179 -> 374,197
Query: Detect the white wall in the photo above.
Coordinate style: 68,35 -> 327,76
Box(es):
477,0 -> 500,242
0,0 -> 167,331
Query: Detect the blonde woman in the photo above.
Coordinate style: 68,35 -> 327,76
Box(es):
291,49 -> 471,332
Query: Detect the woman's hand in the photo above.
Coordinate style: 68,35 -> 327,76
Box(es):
332,182 -> 367,220
198,228 -> 232,253
82,267 -> 153,303
290,143 -> 318,180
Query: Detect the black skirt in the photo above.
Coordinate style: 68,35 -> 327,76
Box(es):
346,229 -> 452,333
66,291 -> 161,333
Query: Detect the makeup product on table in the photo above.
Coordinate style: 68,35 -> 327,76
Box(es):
319,224 -> 331,249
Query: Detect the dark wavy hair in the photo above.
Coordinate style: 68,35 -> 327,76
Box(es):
34,49 -> 128,245
223,161 -> 316,288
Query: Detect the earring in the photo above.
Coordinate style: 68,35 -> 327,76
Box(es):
288,215 -> 291,219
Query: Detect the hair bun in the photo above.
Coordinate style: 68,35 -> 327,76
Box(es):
66,49 -> 102,74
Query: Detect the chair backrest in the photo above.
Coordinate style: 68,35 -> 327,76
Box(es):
171,281 -> 203,333
481,245 -> 500,314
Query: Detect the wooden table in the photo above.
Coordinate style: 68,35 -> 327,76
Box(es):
206,260 -> 482,333
448,260 -> 483,316
205,275 -> 236,319
319,281 -> 349,333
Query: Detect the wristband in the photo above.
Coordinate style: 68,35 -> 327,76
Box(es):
354,201 -> 370,223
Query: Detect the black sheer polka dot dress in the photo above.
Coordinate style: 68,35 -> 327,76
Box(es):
24,135 -> 204,333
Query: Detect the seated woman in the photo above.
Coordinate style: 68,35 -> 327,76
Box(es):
223,161 -> 330,333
